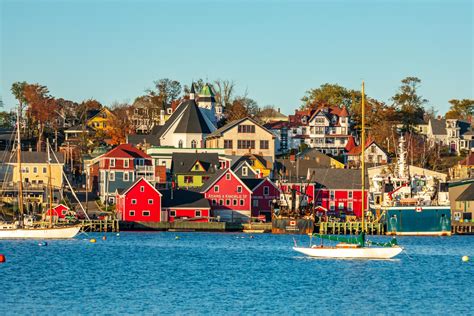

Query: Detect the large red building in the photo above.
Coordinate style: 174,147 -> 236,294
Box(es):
201,169 -> 252,222
242,178 -> 280,221
116,177 -> 163,222
160,189 -> 211,222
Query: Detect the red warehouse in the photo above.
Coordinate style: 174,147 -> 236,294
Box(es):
310,168 -> 368,217
116,177 -> 163,222
160,189 -> 211,222
242,178 -> 280,221
201,169 -> 252,223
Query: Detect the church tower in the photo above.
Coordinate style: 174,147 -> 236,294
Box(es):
197,83 -> 218,126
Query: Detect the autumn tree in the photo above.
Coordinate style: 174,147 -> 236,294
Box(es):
214,79 -> 235,111
445,99 -> 474,121
106,102 -> 133,145
23,83 -> 58,151
149,78 -> 182,104
391,77 -> 427,131
226,98 -> 249,121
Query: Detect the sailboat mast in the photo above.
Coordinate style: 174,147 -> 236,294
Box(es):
47,139 -> 53,228
16,106 -> 24,226
361,81 -> 366,233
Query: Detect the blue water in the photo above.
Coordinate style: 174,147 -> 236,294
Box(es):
0,233 -> 473,315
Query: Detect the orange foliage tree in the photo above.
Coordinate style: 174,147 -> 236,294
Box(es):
106,102 -> 134,145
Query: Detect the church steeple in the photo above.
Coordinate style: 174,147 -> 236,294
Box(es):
190,82 -> 196,100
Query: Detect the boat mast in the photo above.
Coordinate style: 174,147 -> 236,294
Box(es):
16,106 -> 24,227
361,81 -> 366,234
47,139 -> 53,228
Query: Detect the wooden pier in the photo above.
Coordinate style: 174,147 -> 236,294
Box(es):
316,221 -> 384,235
80,220 -> 120,232
451,221 -> 474,235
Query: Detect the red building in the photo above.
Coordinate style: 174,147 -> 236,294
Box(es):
160,189 -> 211,222
310,169 -> 368,217
242,178 -> 280,221
116,178 -> 163,222
201,169 -> 252,222
45,204 -> 71,219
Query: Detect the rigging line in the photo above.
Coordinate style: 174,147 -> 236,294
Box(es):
49,144 -> 91,221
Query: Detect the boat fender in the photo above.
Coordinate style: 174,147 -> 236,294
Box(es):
90,238 -> 97,243
0,254 -> 5,263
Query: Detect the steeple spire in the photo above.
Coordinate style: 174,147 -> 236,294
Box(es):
190,82 -> 196,100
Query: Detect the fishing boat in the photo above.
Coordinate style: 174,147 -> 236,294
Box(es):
0,108 -> 83,239
293,81 -> 403,259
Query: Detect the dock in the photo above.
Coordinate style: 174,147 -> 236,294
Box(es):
316,221 -> 384,235
80,220 -> 120,232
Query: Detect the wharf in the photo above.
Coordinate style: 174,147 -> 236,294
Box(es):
119,221 -> 243,232
80,220 -> 119,232
316,221 -> 384,235
451,221 -> 474,235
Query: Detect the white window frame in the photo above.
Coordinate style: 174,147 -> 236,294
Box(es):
226,173 -> 231,180
109,171 -> 115,181
240,199 -> 244,206
123,172 -> 129,182
124,159 -> 129,168
253,199 -> 258,207
33,167 -> 38,173
263,186 -> 269,196
242,167 -> 248,176
237,186 -> 242,193
140,186 -> 145,192
110,158 -> 115,167
348,191 -> 353,199
142,210 -> 150,217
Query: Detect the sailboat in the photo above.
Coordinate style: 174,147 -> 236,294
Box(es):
293,81 -> 403,259
0,108 -> 82,239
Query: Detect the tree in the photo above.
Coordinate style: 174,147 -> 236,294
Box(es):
183,79 -> 205,95
106,102 -> 133,145
0,111 -> 15,129
301,83 -> 356,109
445,99 -> 474,121
11,81 -> 28,110
214,79 -> 235,111
23,83 -> 58,151
391,77 -> 427,131
151,78 -> 182,104
77,99 -> 102,124
226,98 -> 249,121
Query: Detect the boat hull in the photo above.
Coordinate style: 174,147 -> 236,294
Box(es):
293,246 -> 403,259
0,225 -> 81,239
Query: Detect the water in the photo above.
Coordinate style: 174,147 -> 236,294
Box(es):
0,233 -> 473,315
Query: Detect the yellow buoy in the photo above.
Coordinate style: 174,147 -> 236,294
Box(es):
90,238 -> 97,243
462,256 -> 469,262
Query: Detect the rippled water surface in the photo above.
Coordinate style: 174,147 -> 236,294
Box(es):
0,232 -> 473,315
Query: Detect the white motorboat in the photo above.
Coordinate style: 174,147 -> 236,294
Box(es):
293,244 -> 403,259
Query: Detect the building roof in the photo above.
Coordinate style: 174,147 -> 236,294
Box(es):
231,154 -> 272,169
172,152 -> 219,174
102,144 -> 151,159
346,138 -> 387,156
126,134 -> 160,147
297,148 -> 341,165
0,150 -> 65,164
199,83 -> 215,97
308,105 -> 350,124
241,178 -> 265,190
307,168 -> 369,190
430,118 -> 472,136
345,135 -> 357,152
118,177 -> 162,197
160,189 -> 210,208
456,182 -> 474,201
459,152 -> 474,166
65,124 -> 92,133
275,158 -> 336,182
206,117 -> 274,139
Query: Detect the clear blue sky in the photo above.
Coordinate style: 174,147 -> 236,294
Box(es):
1,0 -> 472,115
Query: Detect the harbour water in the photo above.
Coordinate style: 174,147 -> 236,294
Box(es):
0,233 -> 473,315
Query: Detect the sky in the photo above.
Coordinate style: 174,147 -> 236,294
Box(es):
1,0 -> 473,115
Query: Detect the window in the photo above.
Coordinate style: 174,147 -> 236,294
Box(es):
226,173 -> 231,180
43,167 -> 47,174
330,190 -> 335,200
129,210 -> 135,216
137,159 -> 144,166
124,159 -> 129,168
226,199 -> 230,205
214,185 -> 219,193
110,159 -> 115,167
131,199 -> 137,205
191,140 -> 197,149
194,164 -> 200,171
224,140 -> 233,149
178,140 -> 183,148
142,211 -> 150,217
184,176 -> 194,184
219,199 -> 223,206
195,210 -> 201,217
338,202 -> 344,210
108,197 -> 115,204
140,186 -> 145,192
260,140 -> 269,150
237,186 -> 242,193
123,172 -> 129,182
33,167 -> 38,173
348,191 -> 353,199
330,202 -> 335,211
240,199 -> 244,206
263,186 -> 269,196
253,200 -> 258,207
348,202 -> 353,212
148,199 -> 153,205
238,125 -> 256,133
233,199 -> 237,206
212,199 -> 217,205
25,167 -> 29,173
237,140 -> 255,149
242,167 -> 248,176
170,210 -> 176,217
109,171 -> 115,181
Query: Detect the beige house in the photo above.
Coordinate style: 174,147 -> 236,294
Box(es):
449,179 -> 474,221
205,117 -> 276,162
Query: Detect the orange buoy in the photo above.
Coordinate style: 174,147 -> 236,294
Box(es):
0,254 -> 6,263
102,235 -> 107,241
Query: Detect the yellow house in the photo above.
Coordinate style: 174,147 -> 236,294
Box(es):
86,107 -> 115,131
7,151 -> 65,188
233,154 -> 273,178
206,117 -> 276,163
450,152 -> 474,180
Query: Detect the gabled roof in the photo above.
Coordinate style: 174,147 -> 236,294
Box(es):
346,138 -> 387,156
199,83 -> 215,97
206,117 -> 274,139
298,148 -> 341,164
241,178 -> 265,190
345,135 -> 357,152
456,183 -> 474,201
430,118 -> 472,136
172,152 -> 219,174
0,150 -> 65,164
232,154 -> 272,169
160,189 -> 210,209
117,177 -> 162,197
307,168 -> 369,190
200,168 -> 251,193
102,144 -> 151,159
232,160 -> 259,178
459,152 -> 474,166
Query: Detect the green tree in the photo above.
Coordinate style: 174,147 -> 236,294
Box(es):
445,99 -> 474,121
0,111 -> 15,129
150,78 -> 182,104
301,83 -> 356,109
391,77 -> 427,131
11,81 -> 28,109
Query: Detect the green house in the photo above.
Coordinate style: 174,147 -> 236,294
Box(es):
172,152 -> 220,188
